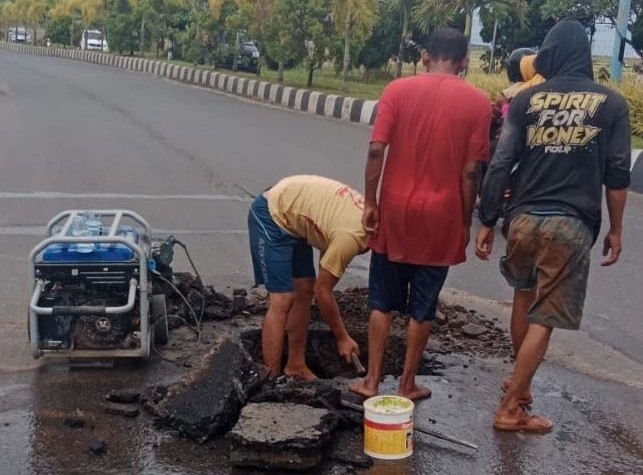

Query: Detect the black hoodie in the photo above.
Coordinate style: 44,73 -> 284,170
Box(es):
480,19 -> 631,238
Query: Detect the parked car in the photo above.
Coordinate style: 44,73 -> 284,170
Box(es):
216,39 -> 261,75
8,27 -> 31,43
81,29 -> 109,52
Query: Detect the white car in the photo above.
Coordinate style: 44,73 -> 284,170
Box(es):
8,27 -> 31,43
81,29 -> 109,52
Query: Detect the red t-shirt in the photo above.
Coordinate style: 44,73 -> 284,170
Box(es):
370,73 -> 491,266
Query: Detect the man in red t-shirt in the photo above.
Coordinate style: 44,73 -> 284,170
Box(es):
350,28 -> 492,401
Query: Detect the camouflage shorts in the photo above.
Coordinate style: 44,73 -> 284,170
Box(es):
500,214 -> 593,330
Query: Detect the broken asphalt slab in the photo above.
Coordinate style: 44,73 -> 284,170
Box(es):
146,336 -> 268,442
228,402 -> 338,471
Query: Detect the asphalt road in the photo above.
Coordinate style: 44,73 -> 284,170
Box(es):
1,51 -> 642,368
0,50 -> 642,475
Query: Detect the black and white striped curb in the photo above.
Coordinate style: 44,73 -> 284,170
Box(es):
0,42 -> 378,126
2,42 -> 642,182
631,150 -> 643,194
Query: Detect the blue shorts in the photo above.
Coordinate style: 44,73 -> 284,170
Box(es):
368,252 -> 449,322
248,194 -> 316,293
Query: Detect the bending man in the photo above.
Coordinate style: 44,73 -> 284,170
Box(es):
248,175 -> 367,380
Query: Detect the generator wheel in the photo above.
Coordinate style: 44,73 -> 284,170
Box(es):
151,294 -> 169,345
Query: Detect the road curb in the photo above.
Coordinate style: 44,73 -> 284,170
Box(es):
0,42 -> 378,126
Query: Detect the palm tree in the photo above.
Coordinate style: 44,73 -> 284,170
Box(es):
331,0 -> 379,91
394,0 -> 414,78
413,0 -> 525,43
1,1 -> 19,39
50,0 -> 80,47
27,0 -> 49,45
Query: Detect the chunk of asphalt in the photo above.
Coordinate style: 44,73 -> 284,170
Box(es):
249,378 -> 341,408
105,389 -> 140,404
228,402 -> 338,471
461,323 -> 488,338
148,337 -> 268,442
88,440 -> 107,455
103,402 -> 140,418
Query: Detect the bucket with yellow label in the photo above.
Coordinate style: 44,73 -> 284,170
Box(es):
363,395 -> 414,460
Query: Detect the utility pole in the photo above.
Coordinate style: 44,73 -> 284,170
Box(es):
232,30 -> 240,71
610,0 -> 632,82
489,19 -> 499,74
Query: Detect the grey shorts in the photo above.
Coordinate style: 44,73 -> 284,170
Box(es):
500,214 -> 593,330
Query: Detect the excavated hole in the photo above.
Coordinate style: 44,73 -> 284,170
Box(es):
241,327 -> 443,380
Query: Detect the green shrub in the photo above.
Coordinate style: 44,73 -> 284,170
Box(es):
613,79 -> 643,138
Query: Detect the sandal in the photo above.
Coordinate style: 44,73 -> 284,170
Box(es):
494,408 -> 553,434
501,376 -> 534,406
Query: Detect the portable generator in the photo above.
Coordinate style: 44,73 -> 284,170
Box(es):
28,210 -> 172,360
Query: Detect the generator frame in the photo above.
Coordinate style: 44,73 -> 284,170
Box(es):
28,210 -> 156,360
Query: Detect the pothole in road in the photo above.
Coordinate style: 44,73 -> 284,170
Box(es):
240,326 -> 443,380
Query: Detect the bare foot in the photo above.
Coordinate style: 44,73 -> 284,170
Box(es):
284,365 -> 318,382
398,384 -> 432,401
348,379 -> 378,398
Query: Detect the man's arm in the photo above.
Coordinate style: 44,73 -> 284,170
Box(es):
602,189 -> 627,266
476,96 -> 526,260
314,268 -> 358,361
461,160 -> 481,246
364,83 -> 396,234
462,100 -> 491,234
479,99 -> 526,228
602,105 -> 631,267
363,142 -> 386,234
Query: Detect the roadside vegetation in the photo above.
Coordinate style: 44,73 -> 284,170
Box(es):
0,0 -> 642,140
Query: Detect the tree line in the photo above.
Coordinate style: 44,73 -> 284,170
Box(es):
1,0 -> 642,89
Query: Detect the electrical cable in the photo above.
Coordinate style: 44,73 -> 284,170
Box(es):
173,239 -> 203,285
151,270 -> 201,341
173,239 -> 206,335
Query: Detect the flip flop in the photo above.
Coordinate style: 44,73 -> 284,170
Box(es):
494,410 -> 553,434
501,376 -> 534,406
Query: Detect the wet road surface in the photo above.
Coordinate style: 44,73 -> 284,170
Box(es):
2,354 -> 641,474
0,50 -> 642,474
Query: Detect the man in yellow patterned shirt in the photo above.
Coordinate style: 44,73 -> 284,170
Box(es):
248,175 -> 368,380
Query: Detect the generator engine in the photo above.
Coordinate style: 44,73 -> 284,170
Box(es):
28,210 -> 171,360
35,284 -> 134,350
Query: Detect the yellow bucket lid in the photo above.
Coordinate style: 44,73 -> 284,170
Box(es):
364,395 -> 414,414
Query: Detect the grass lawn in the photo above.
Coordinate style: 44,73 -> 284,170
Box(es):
633,136 -> 643,149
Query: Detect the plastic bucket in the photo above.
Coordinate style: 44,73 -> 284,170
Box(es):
363,395 -> 414,460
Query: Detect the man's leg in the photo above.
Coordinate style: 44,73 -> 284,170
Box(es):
398,318 -> 431,400
503,288 -> 537,403
494,323 -> 553,432
495,216 -> 592,432
511,288 -> 537,355
397,265 -> 448,401
349,252 -> 402,398
284,277 -> 316,381
262,292 -> 295,377
349,310 -> 392,398
248,193 -> 300,378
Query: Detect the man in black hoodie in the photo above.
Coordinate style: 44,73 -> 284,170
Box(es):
476,19 -> 631,433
